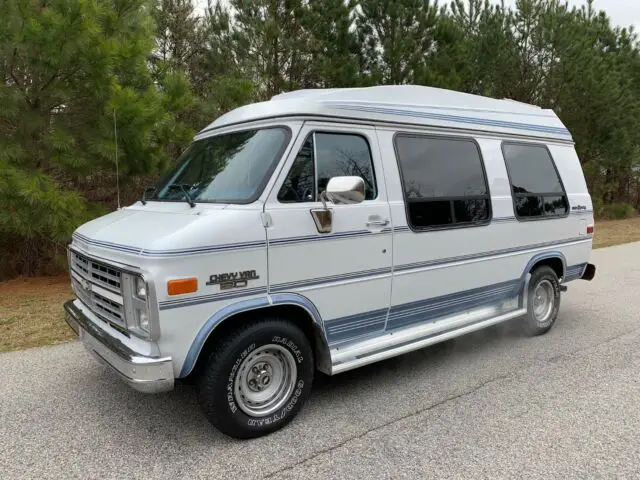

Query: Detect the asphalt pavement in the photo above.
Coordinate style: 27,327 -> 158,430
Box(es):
1,242 -> 639,479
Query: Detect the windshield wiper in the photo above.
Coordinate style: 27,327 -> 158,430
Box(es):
167,184 -> 196,208
140,186 -> 156,205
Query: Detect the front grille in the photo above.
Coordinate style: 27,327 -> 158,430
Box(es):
70,251 -> 126,328
71,252 -> 121,292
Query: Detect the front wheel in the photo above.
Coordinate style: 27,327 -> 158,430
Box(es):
198,319 -> 314,439
522,266 -> 561,336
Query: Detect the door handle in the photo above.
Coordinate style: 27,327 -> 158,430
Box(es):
366,219 -> 389,227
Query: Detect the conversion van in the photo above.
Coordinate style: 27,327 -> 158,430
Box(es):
64,85 -> 596,439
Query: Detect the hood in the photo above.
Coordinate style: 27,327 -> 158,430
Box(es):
72,202 -> 265,257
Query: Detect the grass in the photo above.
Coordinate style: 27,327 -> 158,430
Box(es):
1,216 -> 639,353
0,276 -> 75,353
592,216 -> 640,249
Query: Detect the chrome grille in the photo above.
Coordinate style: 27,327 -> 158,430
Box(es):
70,251 -> 126,328
71,252 -> 121,292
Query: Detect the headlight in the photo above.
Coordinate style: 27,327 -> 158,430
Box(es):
135,277 -> 147,299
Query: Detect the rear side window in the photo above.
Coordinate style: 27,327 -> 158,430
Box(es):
502,143 -> 568,219
394,134 -> 491,229
278,132 -> 377,202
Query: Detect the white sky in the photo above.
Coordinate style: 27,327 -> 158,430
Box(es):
195,0 -> 640,31
502,0 -> 640,31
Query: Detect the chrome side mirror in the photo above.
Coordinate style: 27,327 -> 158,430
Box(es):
324,176 -> 365,206
311,176 -> 365,234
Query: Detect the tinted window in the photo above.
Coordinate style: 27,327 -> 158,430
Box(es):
396,137 -> 488,198
278,132 -> 377,202
153,127 -> 290,203
502,143 -> 568,218
395,135 -> 490,229
277,136 -> 315,202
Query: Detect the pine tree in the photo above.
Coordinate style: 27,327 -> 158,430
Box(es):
301,0 -> 359,88
229,0 -> 308,99
356,0 -> 439,85
0,0 -> 187,275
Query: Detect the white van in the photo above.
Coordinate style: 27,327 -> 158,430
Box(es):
64,85 -> 596,438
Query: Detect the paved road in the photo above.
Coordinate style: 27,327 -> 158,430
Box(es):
1,242 -> 640,480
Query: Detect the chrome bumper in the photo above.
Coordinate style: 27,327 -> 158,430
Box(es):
64,300 -> 174,394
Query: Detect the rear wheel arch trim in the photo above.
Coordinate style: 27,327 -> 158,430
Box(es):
178,293 -> 328,378
521,251 -> 566,281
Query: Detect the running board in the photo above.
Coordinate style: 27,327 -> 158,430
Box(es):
330,307 -> 527,374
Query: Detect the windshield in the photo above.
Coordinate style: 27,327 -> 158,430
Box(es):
151,127 -> 291,204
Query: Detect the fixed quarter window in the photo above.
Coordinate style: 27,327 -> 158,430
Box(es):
502,142 -> 568,219
277,132 -> 378,202
394,134 -> 491,230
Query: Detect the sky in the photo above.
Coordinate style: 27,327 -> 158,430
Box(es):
502,0 -> 640,31
195,0 -> 640,30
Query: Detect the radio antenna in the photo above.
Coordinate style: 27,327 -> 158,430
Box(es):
113,108 -> 121,210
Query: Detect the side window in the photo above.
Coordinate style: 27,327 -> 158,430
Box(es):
394,134 -> 491,229
277,132 -> 377,202
277,136 -> 315,202
502,143 -> 568,219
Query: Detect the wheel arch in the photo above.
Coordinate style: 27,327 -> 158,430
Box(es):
522,251 -> 566,281
179,293 -> 331,379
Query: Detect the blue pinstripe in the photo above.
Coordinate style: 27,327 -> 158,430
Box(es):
326,103 -> 572,137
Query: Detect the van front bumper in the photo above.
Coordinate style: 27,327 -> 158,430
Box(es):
64,300 -> 174,394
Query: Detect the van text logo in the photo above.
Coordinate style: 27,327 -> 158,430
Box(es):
206,270 -> 260,290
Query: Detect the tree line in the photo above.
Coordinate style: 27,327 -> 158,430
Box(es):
1,0 -> 639,278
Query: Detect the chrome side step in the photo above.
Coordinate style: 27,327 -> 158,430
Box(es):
330,274 -> 531,375
330,306 -> 526,374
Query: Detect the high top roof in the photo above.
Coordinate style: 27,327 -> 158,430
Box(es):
198,85 -> 571,141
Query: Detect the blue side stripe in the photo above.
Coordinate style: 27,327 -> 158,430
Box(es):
394,236 -> 588,273
324,279 -> 521,344
157,239 -> 589,310
270,266 -> 392,292
72,211 -> 593,258
386,280 -> 520,332
329,103 -> 572,137
159,287 -> 268,310
325,308 -> 388,342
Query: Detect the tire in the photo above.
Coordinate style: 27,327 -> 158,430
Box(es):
522,266 -> 561,336
197,318 -> 314,439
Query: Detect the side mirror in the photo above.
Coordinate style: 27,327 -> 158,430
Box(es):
311,176 -> 365,234
324,176 -> 365,205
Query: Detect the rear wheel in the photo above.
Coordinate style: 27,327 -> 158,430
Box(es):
197,318 -> 314,439
522,266 -> 561,336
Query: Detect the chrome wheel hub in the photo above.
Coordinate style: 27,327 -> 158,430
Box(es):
533,279 -> 554,323
234,344 -> 297,417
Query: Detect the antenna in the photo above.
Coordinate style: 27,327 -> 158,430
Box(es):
113,108 -> 121,210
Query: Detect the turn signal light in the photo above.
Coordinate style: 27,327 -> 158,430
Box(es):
167,278 -> 198,296
587,225 -> 594,235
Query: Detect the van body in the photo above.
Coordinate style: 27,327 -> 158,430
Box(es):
64,85 -> 596,438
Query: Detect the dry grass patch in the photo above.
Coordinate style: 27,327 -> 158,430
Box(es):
0,276 -> 75,353
593,216 -> 640,249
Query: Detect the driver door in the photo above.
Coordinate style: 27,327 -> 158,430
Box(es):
264,122 -> 393,346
